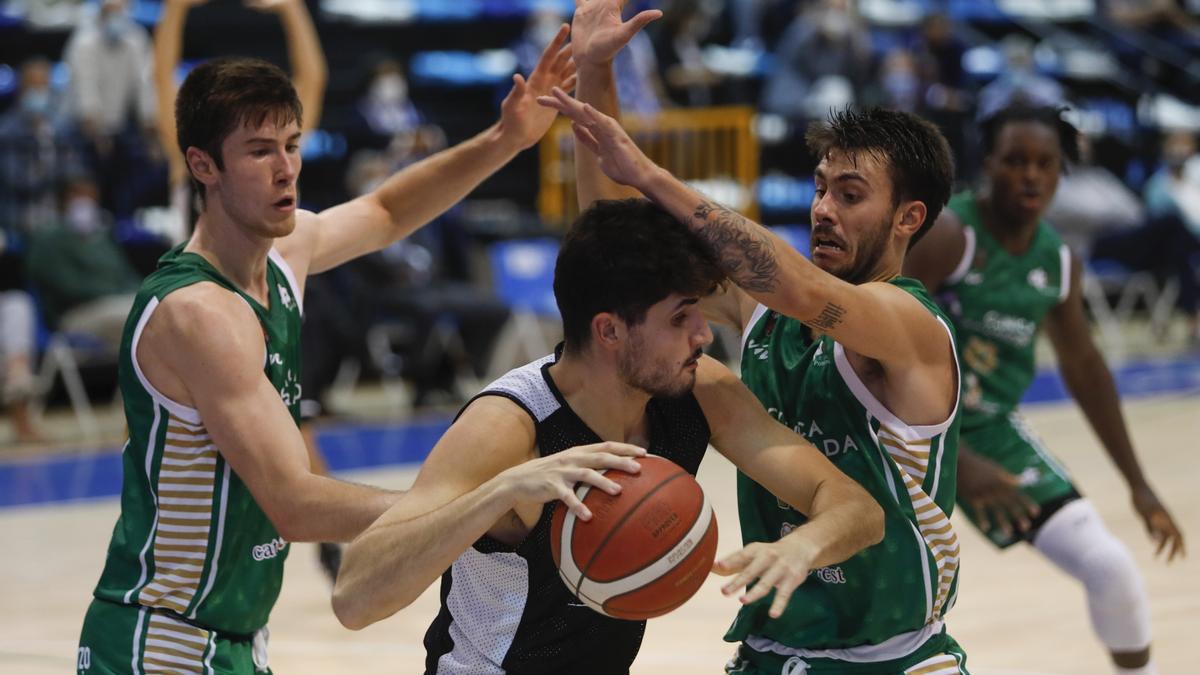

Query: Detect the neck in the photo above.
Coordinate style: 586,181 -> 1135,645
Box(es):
185,202 -> 273,303
550,349 -> 652,444
978,191 -> 1038,254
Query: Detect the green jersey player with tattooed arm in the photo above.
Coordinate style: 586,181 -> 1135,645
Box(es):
547,2 -> 966,671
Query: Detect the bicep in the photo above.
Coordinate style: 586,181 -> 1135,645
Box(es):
1044,255 -> 1096,363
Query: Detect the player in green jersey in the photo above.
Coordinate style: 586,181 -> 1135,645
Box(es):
905,104 -> 1185,675
76,31 -> 578,674
541,3 -> 965,671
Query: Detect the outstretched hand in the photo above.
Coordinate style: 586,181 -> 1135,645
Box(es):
570,0 -> 662,67
712,535 -> 820,619
498,24 -> 579,151
536,87 -> 658,188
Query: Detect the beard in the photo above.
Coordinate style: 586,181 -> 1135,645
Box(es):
617,332 -> 701,399
818,216 -> 892,284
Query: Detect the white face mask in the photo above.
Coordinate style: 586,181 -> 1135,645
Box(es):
66,196 -> 102,234
370,74 -> 407,106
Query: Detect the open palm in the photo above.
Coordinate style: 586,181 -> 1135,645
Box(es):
570,0 -> 662,66
499,24 -> 578,150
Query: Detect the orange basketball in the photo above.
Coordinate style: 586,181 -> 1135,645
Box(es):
550,454 -> 718,620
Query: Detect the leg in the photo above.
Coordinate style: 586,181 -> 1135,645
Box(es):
1031,499 -> 1154,672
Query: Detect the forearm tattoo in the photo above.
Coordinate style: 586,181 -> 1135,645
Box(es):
806,302 -> 847,331
691,200 -> 779,293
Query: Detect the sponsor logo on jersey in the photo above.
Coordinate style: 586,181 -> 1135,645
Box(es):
747,338 -> 770,361
252,537 -> 288,561
277,284 -> 294,311
811,566 -> 847,584
962,310 -> 1036,347
766,408 -> 860,460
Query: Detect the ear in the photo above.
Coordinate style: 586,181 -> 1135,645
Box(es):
590,312 -> 624,353
185,147 -> 219,190
893,200 -> 927,241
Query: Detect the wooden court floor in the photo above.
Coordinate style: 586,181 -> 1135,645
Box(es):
3,394 -> 1195,674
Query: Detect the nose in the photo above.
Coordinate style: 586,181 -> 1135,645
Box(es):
275,149 -> 299,184
694,315 -> 713,348
811,189 -> 835,224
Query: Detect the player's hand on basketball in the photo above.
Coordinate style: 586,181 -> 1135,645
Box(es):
1132,483 -> 1185,562
497,24 -> 578,151
537,87 -> 657,188
712,536 -> 819,619
958,452 -> 1039,540
499,442 -> 645,521
570,0 -> 662,67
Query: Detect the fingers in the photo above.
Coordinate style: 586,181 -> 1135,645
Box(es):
558,485 -> 592,521
538,23 -> 571,64
572,123 -> 600,153
767,572 -> 803,619
562,74 -> 579,95
722,550 -> 772,597
624,9 -> 663,36
712,549 -> 748,577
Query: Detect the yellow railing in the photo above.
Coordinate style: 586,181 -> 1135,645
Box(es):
538,106 -> 760,226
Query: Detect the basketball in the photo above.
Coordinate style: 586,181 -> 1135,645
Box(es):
550,454 -> 719,620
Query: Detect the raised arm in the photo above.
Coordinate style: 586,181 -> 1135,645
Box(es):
247,0 -> 327,131
279,25 -> 577,278
569,0 -> 660,207
693,357 -> 884,618
154,0 -> 207,186
141,284 -> 400,543
331,396 -> 645,629
538,89 -> 951,372
1045,253 -> 1185,561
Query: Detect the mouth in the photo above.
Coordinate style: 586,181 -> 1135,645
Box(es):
273,196 -> 296,212
811,232 -> 847,258
683,350 -> 703,369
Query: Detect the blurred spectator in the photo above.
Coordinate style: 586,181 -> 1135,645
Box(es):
977,35 -> 1066,120
913,11 -> 973,182
24,177 -> 140,351
349,59 -> 446,162
1046,132 -> 1146,254
301,151 -> 510,414
654,0 -> 724,107
760,0 -> 871,121
63,0 -> 156,144
1091,130 -> 1200,343
1105,0 -> 1200,34
0,58 -> 88,239
728,0 -> 792,50
0,260 -> 41,443
875,49 -> 921,113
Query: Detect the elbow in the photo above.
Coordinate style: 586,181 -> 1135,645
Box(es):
331,583 -> 372,631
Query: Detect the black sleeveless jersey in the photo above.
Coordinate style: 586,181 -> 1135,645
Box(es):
423,350 -> 712,674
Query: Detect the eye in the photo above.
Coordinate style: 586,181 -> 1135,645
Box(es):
842,192 -> 859,203
813,187 -> 826,198
286,144 -> 299,154
252,149 -> 270,157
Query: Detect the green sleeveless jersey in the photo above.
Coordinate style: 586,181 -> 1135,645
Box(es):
726,277 -> 962,655
941,191 -> 1071,430
92,244 -> 304,636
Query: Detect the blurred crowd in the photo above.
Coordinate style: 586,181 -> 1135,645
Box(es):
3,0 -> 1200,442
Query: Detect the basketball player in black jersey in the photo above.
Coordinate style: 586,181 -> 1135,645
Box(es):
331,199 -> 885,674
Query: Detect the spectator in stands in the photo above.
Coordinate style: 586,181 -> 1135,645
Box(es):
914,11 -> 973,177
977,35 -> 1066,121
874,48 -> 921,113
0,58 -> 88,238
1046,132 -> 1146,254
1105,0 -> 1200,35
654,0 -> 724,107
0,248 -> 41,443
760,0 -> 871,121
1091,129 -> 1200,343
349,58 -> 446,163
64,0 -> 156,149
25,176 -> 140,352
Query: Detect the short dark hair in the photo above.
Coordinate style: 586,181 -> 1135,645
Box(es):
175,58 -> 302,200
806,108 -> 955,248
555,199 -> 726,353
980,103 -> 1080,167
